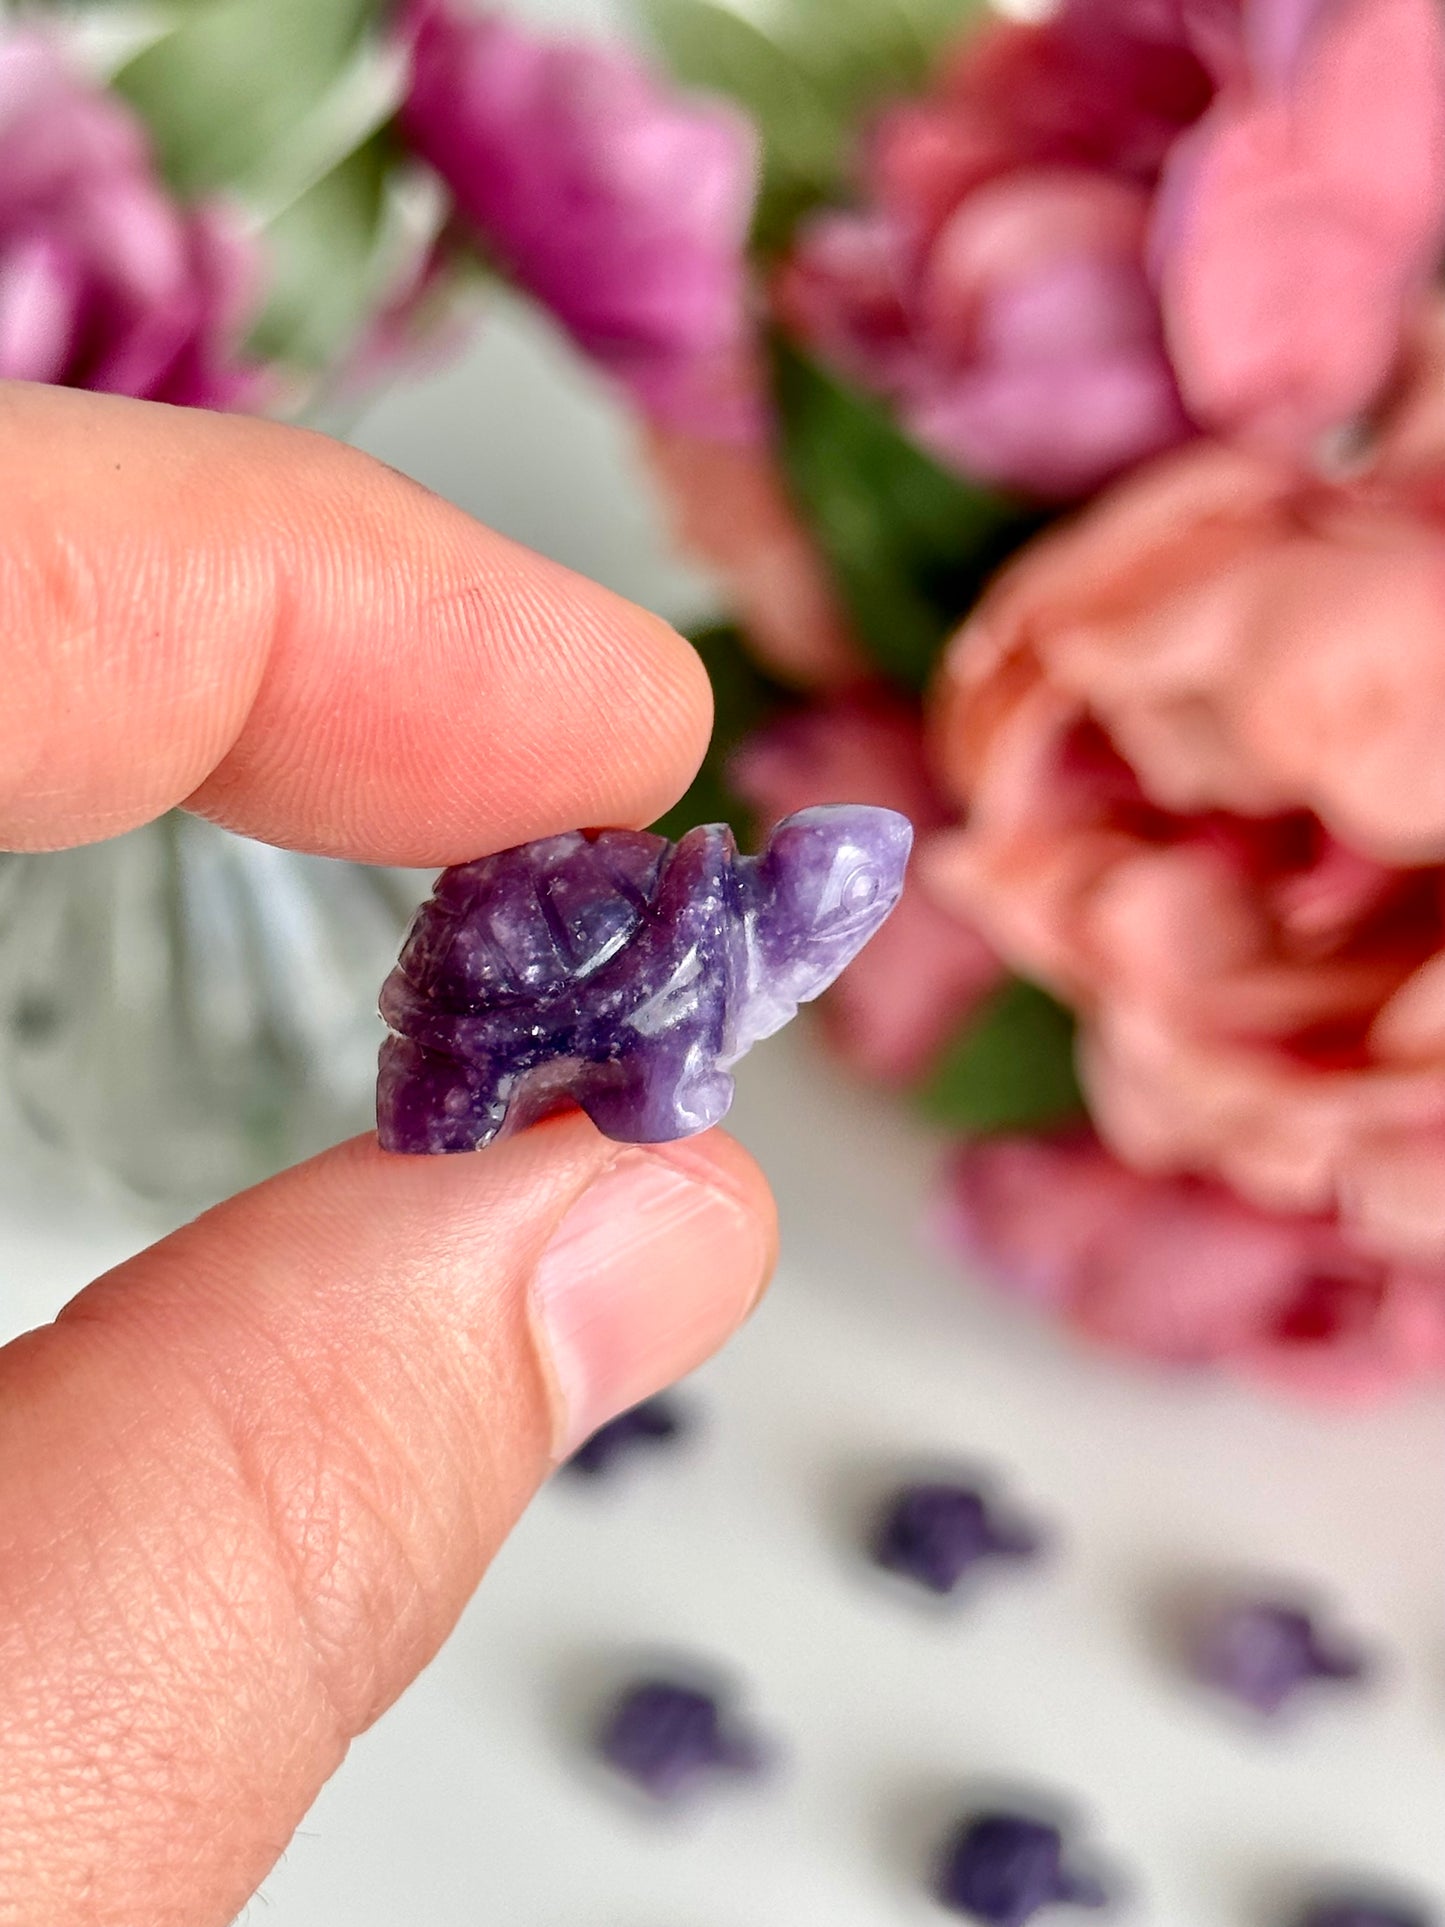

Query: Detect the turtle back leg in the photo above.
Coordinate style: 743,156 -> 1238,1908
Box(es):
377,1035 -> 512,1154
573,1036 -> 736,1144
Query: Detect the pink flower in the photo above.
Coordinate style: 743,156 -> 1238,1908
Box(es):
944,1134 -> 1445,1400
927,437 -> 1445,1267
400,0 -> 761,442
774,1 -> 1214,499
0,31 -> 263,408
781,170 -> 1190,500
730,696 -> 1000,1082
882,6 -> 1221,217
777,0 -> 1445,494
1155,0 -> 1445,455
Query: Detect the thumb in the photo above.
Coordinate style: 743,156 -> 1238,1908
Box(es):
0,1119 -> 775,1927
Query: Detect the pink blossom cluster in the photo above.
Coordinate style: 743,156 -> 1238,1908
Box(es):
778,0 -> 1445,498
0,32 -> 263,407
0,4 -> 761,435
712,0 -> 1445,1399
15,0 -> 1445,1399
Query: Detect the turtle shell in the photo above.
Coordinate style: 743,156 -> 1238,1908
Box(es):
395,829 -> 668,1012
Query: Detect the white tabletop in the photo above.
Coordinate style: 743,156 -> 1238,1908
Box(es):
4,1021 -> 1444,1927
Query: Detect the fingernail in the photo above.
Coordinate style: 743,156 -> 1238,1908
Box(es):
530,1148 -> 772,1460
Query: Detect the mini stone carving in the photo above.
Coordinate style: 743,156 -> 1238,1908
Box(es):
378,806 -> 911,1153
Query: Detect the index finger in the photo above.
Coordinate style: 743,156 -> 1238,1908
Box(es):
0,382 -> 712,862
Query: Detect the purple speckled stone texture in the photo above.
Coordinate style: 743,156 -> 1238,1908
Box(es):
563,1397 -> 685,1477
377,805 -> 911,1154
1191,1598 -> 1370,1717
936,1813 -> 1108,1925
873,1483 -> 1045,1596
596,1679 -> 761,1801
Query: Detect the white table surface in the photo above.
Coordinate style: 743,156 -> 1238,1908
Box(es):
4,6 -> 1445,1914
5,1028 -> 1444,1927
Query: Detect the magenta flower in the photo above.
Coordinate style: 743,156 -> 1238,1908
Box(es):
0,31 -> 263,408
400,0 -> 761,442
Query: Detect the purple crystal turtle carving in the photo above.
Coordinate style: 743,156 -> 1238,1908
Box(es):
936,1812 -> 1108,1925
873,1482 -> 1045,1596
1190,1598 -> 1370,1717
564,1396 -> 685,1478
377,805 -> 912,1154
1298,1903 -> 1434,1927
597,1678 -> 763,1801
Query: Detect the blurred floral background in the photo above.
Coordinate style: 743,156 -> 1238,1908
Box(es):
9,0 -> 1445,1404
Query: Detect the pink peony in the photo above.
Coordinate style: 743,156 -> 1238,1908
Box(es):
927,437 -> 1445,1268
777,0 -> 1445,495
1155,0 -> 1445,455
0,31 -> 263,407
774,0 -> 1214,498
644,422 -> 864,688
400,0 -> 761,443
877,5 -> 1222,219
944,1134 -> 1445,1400
780,170 -> 1191,501
730,696 -> 1000,1083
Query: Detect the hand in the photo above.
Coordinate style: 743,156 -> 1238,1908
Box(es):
0,385 -> 777,1927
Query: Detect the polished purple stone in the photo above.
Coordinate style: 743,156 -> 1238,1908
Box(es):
873,1483 -> 1044,1596
1298,1903 -> 1433,1927
563,1397 -> 684,1477
597,1679 -> 760,1801
1191,1598 -> 1370,1716
936,1813 -> 1108,1925
377,806 -> 912,1153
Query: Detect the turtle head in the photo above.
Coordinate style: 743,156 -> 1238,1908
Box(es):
745,805 -> 912,1016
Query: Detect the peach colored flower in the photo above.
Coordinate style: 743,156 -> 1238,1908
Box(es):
927,438 -> 1445,1264
944,1134 -> 1445,1400
730,696 -> 1000,1082
1371,290 -> 1445,472
643,421 -> 864,688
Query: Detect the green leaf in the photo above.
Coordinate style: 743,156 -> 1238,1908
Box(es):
772,338 -> 1045,691
245,135 -> 396,373
917,978 -> 1086,1135
640,0 -> 983,247
650,625 -> 795,841
113,0 -> 392,204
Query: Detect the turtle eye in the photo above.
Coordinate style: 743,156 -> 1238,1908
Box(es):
840,865 -> 880,914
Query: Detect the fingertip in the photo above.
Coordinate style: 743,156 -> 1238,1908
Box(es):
648,1127 -> 781,1305
0,386 -> 718,859
528,1125 -> 779,1459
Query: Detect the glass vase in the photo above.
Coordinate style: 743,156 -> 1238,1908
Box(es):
0,815 -> 423,1209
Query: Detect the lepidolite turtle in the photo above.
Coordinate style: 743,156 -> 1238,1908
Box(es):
377,804 -> 911,1154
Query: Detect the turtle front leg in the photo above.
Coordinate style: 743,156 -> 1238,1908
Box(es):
575,1038 -> 736,1144
377,1035 -> 511,1153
